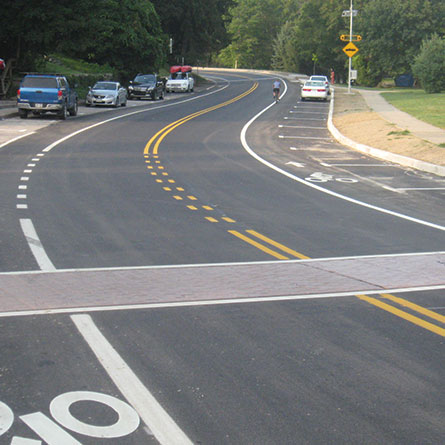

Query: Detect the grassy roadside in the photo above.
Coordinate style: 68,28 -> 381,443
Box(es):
380,90 -> 445,130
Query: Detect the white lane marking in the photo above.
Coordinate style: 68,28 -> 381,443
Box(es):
11,437 -> 42,444
279,135 -> 331,140
286,161 -> 305,168
16,204 -> 28,209
289,110 -> 328,114
20,412 -> 80,445
20,177 -> 29,181
279,125 -> 326,129
17,194 -> 27,199
284,117 -> 326,121
50,391 -> 140,438
240,101 -> 445,232
1,250 -> 444,275
71,314 -> 193,445
0,284 -> 444,319
19,219 -> 56,271
0,132 -> 36,149
18,185 -> 27,190
320,162 -> 394,167
0,400 -> 14,435
397,187 -> 445,191
41,83 -> 230,153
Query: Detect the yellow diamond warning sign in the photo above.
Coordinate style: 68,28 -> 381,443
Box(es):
343,42 -> 359,57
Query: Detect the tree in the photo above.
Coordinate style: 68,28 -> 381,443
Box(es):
0,0 -> 166,78
412,34 -> 445,93
219,0 -> 285,69
151,0 -> 233,66
355,0 -> 445,86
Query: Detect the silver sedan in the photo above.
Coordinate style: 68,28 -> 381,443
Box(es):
86,81 -> 127,107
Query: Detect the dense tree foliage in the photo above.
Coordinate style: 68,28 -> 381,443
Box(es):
151,0 -> 233,66
218,0 -> 445,87
412,34 -> 445,93
0,0 -> 444,88
354,0 -> 445,86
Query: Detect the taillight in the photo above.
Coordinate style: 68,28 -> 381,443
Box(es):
57,90 -> 63,99
17,89 -> 20,99
317,89 -> 326,92
303,89 -> 311,91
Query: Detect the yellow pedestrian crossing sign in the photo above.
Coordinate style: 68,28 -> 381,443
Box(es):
343,41 -> 359,57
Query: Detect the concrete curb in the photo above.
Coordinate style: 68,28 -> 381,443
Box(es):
327,89 -> 445,177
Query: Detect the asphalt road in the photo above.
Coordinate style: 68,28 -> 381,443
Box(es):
1,70 -> 445,444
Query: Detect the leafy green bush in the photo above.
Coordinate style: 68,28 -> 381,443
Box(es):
412,34 -> 445,93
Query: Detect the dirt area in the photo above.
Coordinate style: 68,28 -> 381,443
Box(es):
332,88 -> 445,166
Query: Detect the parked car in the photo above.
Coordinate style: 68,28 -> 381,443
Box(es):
17,74 -> 78,119
85,81 -> 127,107
166,66 -> 194,93
301,80 -> 329,101
127,74 -> 165,100
309,75 -> 330,94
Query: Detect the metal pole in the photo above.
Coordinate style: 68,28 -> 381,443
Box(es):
348,0 -> 353,94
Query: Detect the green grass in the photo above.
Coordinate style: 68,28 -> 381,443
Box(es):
41,54 -> 113,76
381,90 -> 445,129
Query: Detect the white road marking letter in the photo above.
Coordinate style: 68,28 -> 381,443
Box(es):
0,401 -> 14,436
19,412 -> 81,445
50,391 -> 140,438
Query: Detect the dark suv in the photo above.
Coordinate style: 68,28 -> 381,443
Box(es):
127,74 -> 165,100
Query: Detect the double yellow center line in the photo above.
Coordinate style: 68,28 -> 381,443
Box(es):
144,83 -> 258,156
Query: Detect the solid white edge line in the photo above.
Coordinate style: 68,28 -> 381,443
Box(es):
1,250 -> 444,276
42,82 -> 230,153
0,284 -> 444,319
71,314 -> 193,445
240,86 -> 445,232
0,132 -> 36,148
19,219 -> 56,271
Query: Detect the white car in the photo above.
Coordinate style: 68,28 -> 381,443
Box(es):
301,80 -> 328,101
166,72 -> 194,93
86,81 -> 127,107
309,75 -> 330,94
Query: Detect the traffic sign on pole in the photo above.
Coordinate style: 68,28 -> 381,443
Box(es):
343,42 -> 359,57
340,34 -> 362,42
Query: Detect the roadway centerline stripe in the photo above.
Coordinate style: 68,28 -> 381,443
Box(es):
356,294 -> 445,337
71,314 -> 193,445
246,230 -> 309,259
380,293 -> 445,324
228,230 -> 289,260
144,83 -> 258,155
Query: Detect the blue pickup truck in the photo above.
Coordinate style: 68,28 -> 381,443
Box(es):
17,74 -> 78,119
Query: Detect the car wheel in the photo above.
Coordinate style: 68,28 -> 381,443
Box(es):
19,109 -> 28,119
58,103 -> 67,120
69,100 -> 78,116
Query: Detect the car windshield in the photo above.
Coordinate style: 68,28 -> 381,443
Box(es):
305,81 -> 325,87
134,75 -> 155,84
22,77 -> 58,88
93,82 -> 117,90
311,76 -> 327,82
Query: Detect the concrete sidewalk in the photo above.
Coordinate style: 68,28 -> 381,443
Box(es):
356,89 -> 445,145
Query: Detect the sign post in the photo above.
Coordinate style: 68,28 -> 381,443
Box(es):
342,0 -> 359,94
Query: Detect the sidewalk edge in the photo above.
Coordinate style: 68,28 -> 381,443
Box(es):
328,90 -> 445,177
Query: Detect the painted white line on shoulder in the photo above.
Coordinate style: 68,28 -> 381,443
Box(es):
241,103 -> 445,232
71,314 -> 193,445
0,132 -> 36,149
19,219 -> 56,271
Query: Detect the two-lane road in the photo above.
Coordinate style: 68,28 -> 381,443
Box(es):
1,69 -> 445,444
